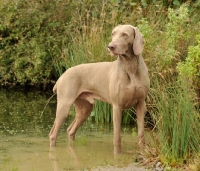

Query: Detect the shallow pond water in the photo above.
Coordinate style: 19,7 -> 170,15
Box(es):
0,89 -> 142,171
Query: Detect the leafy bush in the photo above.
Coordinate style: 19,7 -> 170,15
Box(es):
163,5 -> 189,75
0,0 -> 78,87
0,1 -> 199,88
177,34 -> 200,87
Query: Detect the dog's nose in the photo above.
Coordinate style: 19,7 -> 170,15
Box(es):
108,43 -> 116,51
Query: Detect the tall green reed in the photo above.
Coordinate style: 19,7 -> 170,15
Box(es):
150,78 -> 200,164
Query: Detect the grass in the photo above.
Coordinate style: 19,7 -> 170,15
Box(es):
147,77 -> 200,169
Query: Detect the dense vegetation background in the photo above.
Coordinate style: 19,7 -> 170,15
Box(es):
0,0 -> 200,170
0,0 -> 199,89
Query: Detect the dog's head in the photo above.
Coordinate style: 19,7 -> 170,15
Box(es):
108,25 -> 144,57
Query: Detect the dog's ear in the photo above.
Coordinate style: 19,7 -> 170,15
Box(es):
132,27 -> 144,56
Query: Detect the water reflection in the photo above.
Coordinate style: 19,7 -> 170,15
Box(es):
0,89 -> 56,136
49,133 -> 138,171
0,89 -> 138,171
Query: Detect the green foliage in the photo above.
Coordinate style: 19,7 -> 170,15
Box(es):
0,0 -> 119,87
139,4 -> 200,120
150,79 -> 200,164
0,0 -> 72,87
177,35 -> 200,87
92,102 -> 112,124
0,1 -> 199,88
139,4 -> 195,79
165,5 -> 189,64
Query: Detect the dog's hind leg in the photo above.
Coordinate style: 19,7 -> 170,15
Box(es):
49,101 -> 73,147
67,98 -> 93,141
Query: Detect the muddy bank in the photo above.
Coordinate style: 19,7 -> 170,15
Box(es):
92,163 -> 148,171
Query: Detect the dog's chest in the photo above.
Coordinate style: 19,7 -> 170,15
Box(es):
121,85 -> 145,109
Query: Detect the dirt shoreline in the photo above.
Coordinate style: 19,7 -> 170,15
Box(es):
91,163 -> 149,171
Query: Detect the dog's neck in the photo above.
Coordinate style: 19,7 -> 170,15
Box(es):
118,54 -> 140,76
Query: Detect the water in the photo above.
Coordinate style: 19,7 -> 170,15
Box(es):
0,89 -> 139,171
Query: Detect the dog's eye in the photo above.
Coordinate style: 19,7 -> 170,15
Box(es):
111,32 -> 115,36
122,33 -> 128,37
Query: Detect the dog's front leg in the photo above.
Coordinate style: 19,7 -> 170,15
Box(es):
136,100 -> 146,147
113,105 -> 122,154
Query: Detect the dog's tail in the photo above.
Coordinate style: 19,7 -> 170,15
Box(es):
53,83 -> 57,93
40,86 -> 57,118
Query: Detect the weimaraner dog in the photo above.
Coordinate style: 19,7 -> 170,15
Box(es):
49,25 -> 150,154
